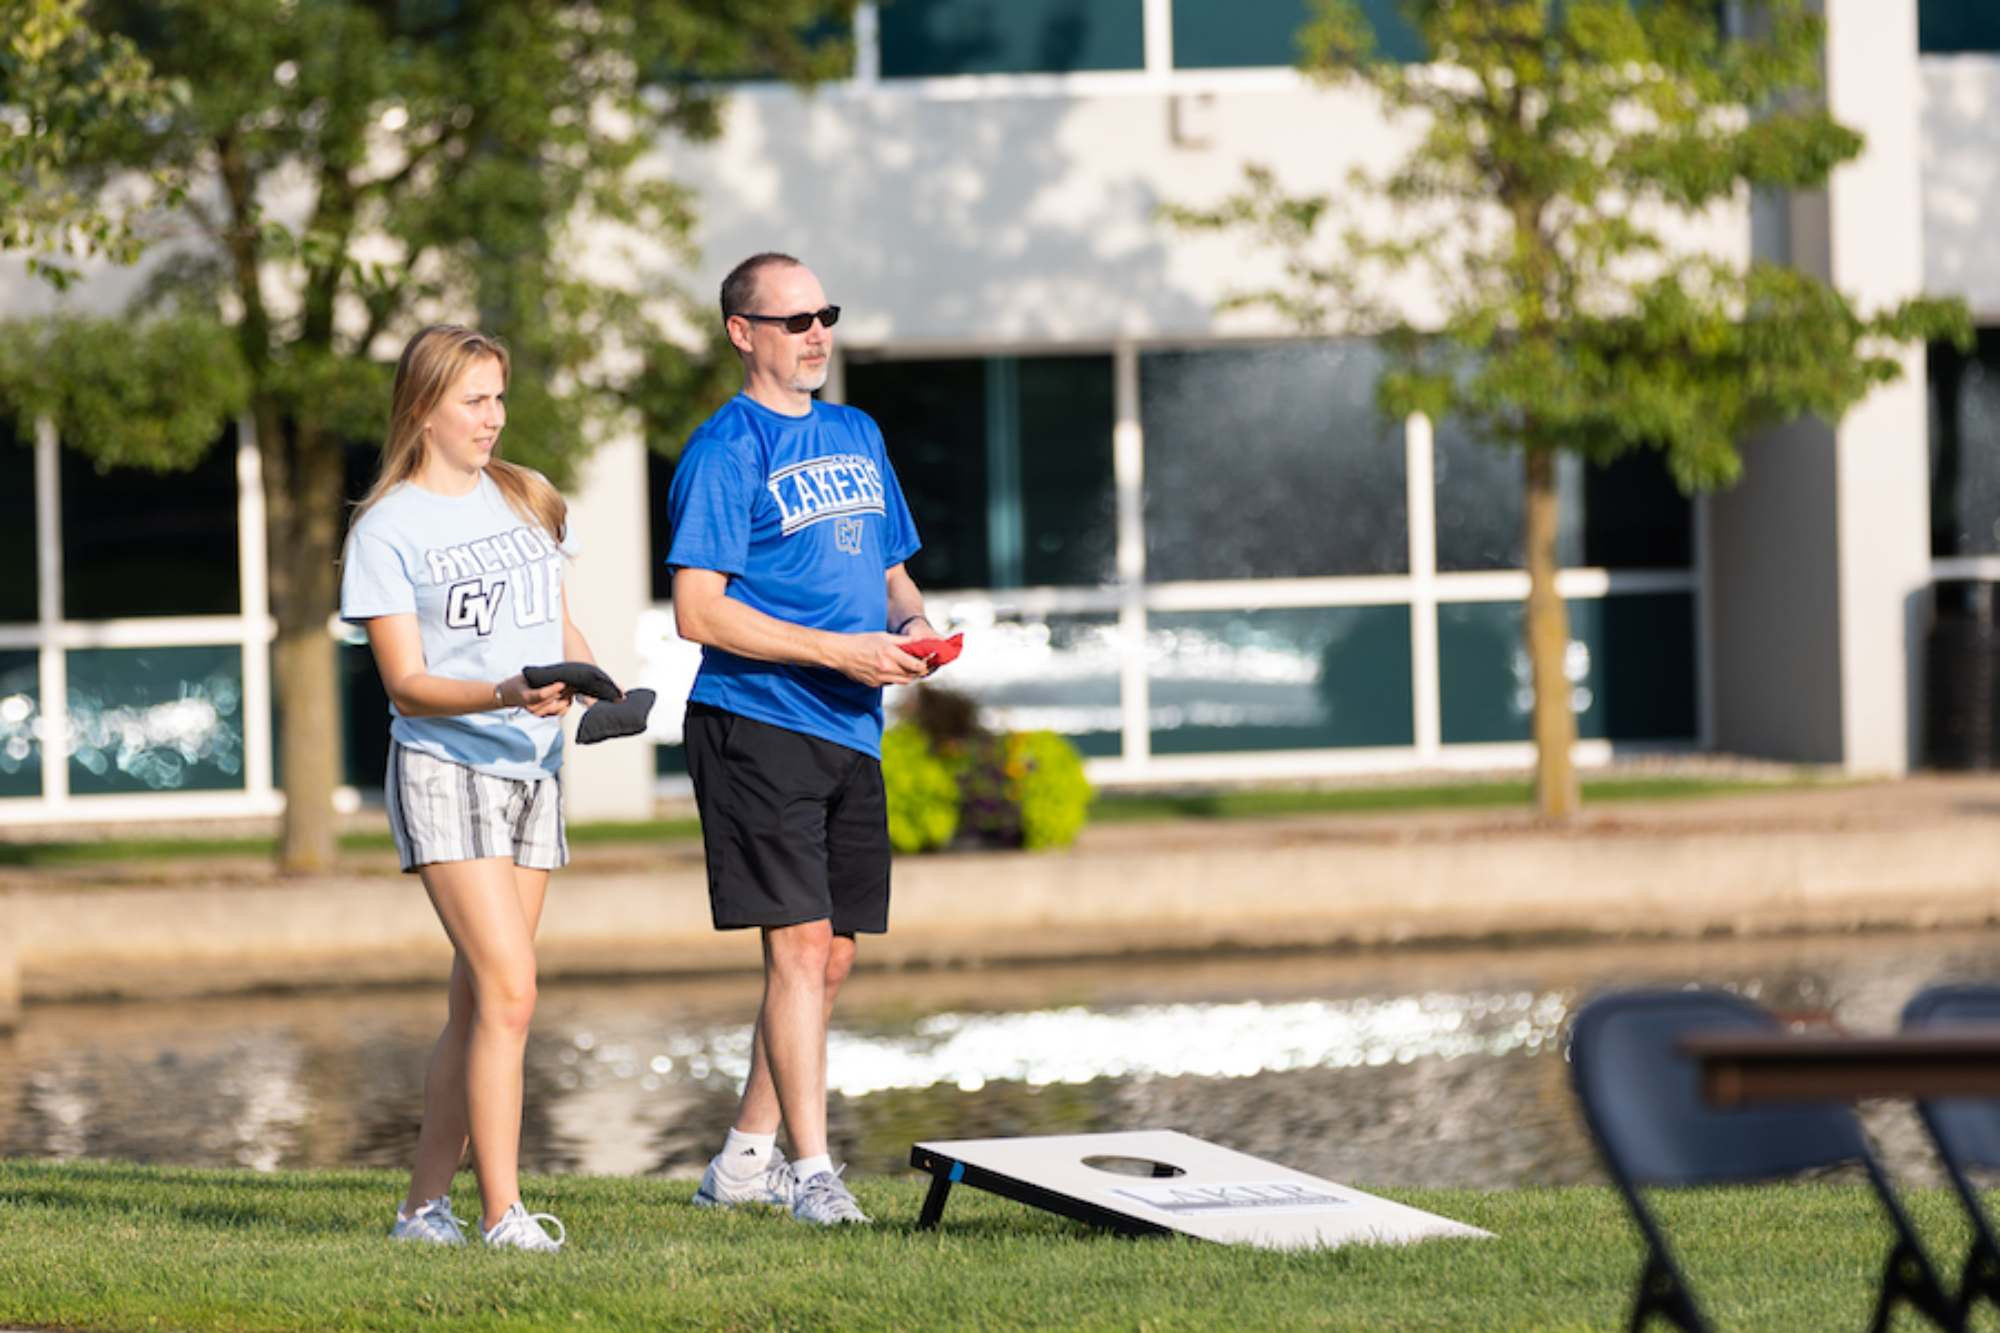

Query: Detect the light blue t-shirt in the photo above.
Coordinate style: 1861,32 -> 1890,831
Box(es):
666,394 -> 921,758
339,473 -> 573,780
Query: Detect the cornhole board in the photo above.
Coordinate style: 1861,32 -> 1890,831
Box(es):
910,1130 -> 1492,1251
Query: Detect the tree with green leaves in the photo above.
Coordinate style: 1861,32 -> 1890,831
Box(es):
1,0 -> 183,286
0,0 -> 852,870
1168,0 -> 1969,818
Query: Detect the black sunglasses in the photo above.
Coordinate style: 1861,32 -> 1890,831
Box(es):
733,305 -> 841,334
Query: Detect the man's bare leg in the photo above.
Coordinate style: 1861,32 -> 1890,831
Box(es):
700,924 -> 866,1220
732,928 -> 856,1141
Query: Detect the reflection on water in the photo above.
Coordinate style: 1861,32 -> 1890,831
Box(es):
5,929 -> 1997,1188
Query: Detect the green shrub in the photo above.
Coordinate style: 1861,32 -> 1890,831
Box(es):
952,733 -> 1018,848
891,688 -> 1093,853
1006,730 -> 1092,850
880,722 -> 959,853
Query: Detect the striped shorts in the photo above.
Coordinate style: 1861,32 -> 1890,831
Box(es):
385,742 -> 568,874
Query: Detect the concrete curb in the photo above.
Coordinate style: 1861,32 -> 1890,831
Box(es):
0,889 -> 19,1029
14,794 -> 2000,1004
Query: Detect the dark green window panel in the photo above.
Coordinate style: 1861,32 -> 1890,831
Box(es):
1148,605 -> 1413,754
0,417 -> 36,623
67,645 -> 247,794
965,612 -> 1123,757
655,15 -> 854,83
649,448 -> 679,603
845,354 -> 1116,590
1143,340 -> 1407,580
1921,0 -> 2000,52
1016,356 -> 1116,587
341,639 -> 393,790
845,357 -> 990,588
1437,593 -> 1697,744
63,429 -> 239,619
1929,329 -> 2000,558
1433,422 -> 1692,571
0,650 -> 40,797
657,742 -> 688,777
879,0 -> 1144,76
1172,0 -> 1424,68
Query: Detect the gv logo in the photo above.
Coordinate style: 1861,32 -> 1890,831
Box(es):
445,579 -> 505,636
834,517 -> 864,555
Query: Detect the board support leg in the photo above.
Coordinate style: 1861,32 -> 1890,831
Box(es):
917,1170 -> 954,1230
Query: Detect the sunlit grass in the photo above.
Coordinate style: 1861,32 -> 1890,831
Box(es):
1086,773 -> 1832,823
0,1160 -> 1982,1331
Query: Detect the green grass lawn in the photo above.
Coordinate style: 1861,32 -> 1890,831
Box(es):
0,1160 -> 1987,1330
0,818 -> 707,869
0,775 -> 1825,870
1085,773 -> 1831,823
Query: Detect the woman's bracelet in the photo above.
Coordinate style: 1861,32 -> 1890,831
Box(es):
892,614 -> 926,635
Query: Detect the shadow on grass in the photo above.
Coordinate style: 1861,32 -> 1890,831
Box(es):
1,1161 -> 381,1192
2,1179 -> 377,1240
888,1215 -> 1111,1242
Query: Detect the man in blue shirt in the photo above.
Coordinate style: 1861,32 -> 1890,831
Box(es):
668,253 -> 939,1226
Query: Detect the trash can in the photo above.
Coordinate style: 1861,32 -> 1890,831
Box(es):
1925,579 -> 2000,770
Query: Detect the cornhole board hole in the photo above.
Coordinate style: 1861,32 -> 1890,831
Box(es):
910,1130 -> 1493,1251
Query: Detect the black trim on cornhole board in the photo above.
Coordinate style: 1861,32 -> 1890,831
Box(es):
909,1144 -> 1174,1237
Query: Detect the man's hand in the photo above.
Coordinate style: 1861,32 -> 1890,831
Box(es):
900,633 -> 963,670
829,632 -> 930,687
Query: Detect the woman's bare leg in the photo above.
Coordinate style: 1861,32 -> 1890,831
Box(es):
401,859 -> 549,1230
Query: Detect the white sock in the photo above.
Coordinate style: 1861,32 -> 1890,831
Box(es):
719,1128 -> 777,1178
792,1153 -> 833,1182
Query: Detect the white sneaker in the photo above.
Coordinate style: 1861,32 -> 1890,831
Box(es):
480,1201 -> 566,1252
390,1194 -> 466,1246
693,1147 -> 798,1210
791,1168 -> 871,1226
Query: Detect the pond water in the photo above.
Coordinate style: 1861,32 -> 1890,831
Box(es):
4,927 -> 1996,1189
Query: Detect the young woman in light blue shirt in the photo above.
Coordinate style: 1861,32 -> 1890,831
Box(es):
341,325 -> 601,1252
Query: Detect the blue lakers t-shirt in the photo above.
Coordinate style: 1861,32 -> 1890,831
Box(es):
666,394 -> 921,757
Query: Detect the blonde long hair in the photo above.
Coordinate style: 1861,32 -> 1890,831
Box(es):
350,324 -> 567,542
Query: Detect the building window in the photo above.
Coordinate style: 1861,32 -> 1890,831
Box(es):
1141,340 -> 1407,581
66,645 -> 247,794
1930,329 -> 2000,558
0,416 -> 35,624
846,357 -> 988,587
1171,0 -> 1423,68
1437,593 -> 1698,743
879,0 -> 1145,77
953,611 -> 1124,757
648,449 -> 680,604
1433,421 -> 1693,572
62,430 -> 239,619
1148,605 -> 1415,753
0,650 -> 38,797
340,640 -> 392,791
844,353 -> 1116,589
1920,0 -> 2000,53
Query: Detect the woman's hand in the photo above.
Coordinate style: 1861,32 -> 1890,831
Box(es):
496,672 -> 572,717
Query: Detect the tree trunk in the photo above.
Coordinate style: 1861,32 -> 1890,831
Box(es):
1524,447 -> 1579,819
261,402 -> 346,873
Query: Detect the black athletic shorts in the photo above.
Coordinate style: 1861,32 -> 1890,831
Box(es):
683,703 -> 892,934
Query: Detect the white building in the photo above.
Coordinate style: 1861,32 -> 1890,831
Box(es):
4,0 -> 1997,825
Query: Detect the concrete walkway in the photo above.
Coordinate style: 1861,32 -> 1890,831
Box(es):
5,774 -> 2000,1019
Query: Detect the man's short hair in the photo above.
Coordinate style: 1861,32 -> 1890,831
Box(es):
720,252 -> 802,324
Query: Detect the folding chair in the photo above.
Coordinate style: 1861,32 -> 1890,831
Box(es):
1902,984 -> 2000,1325
1569,988 -> 1958,1332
